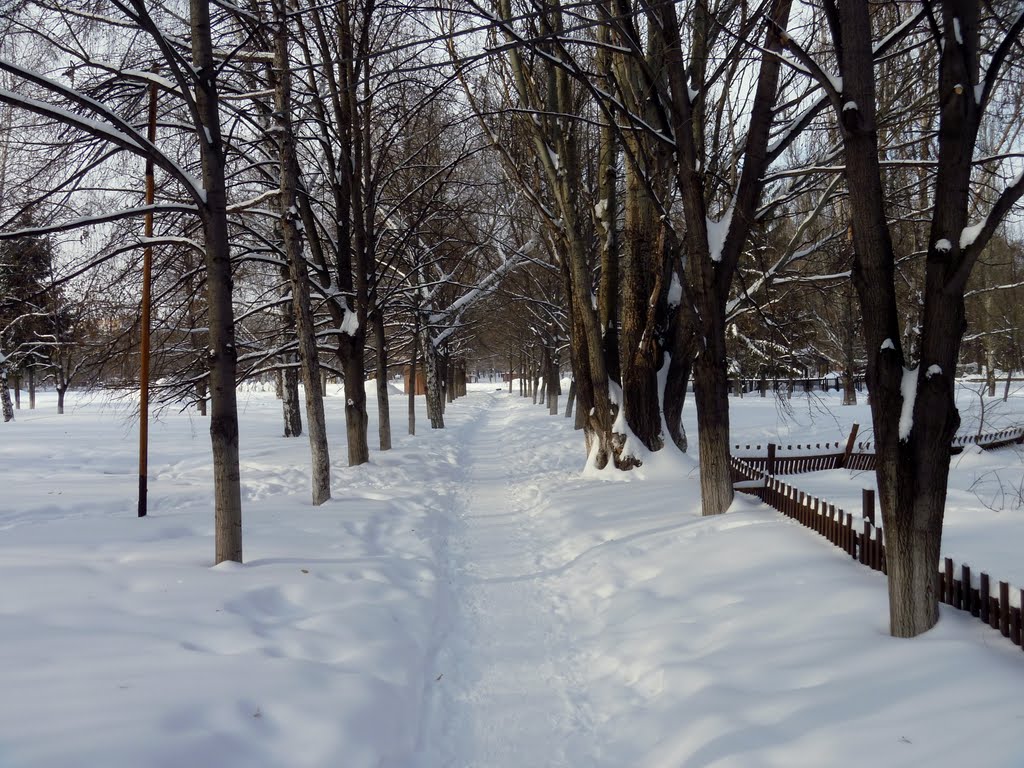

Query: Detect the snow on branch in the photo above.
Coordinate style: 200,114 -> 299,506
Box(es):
0,204 -> 198,240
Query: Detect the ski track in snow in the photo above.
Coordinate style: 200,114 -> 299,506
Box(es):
420,393 -> 593,767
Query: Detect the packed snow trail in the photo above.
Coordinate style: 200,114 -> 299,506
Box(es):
419,392 -> 593,767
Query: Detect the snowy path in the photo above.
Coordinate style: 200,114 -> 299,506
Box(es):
421,393 -> 592,767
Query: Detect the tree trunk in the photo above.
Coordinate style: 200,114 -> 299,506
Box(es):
547,352 -> 559,416
422,331 -> 444,429
56,384 -> 65,414
28,366 -> 35,409
12,372 -> 19,409
280,362 -> 302,437
830,0 -> 1003,637
196,379 -> 208,416
564,378 -> 576,419
693,342 -> 733,515
341,348 -> 369,464
274,0 -> 331,504
617,133 -> 665,457
408,314 -> 419,435
663,302 -> 695,452
1,363 -> 13,422
446,356 -> 456,404
373,311 -> 392,450
985,348 -> 996,397
192,0 -> 242,564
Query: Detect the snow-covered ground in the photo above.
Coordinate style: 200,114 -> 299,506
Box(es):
724,383 -> 1024,586
1,382 -> 1023,767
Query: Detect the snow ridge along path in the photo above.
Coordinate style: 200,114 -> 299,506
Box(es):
419,392 -> 592,768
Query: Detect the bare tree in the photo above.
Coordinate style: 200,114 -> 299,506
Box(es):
782,0 -> 1024,636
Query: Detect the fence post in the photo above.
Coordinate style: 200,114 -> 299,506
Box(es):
862,488 -> 875,525
840,423 -> 860,469
963,565 -> 974,615
1000,582 -> 1010,638
980,573 -> 990,624
767,443 -> 776,476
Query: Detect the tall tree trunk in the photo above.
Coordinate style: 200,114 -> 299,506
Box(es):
547,351 -> 559,416
826,0 -> 1020,637
422,329 -> 444,429
373,311 -> 392,450
663,299 -> 694,452
842,284 -> 858,405
278,276 -> 302,438
446,354 -> 455,404
280,361 -> 302,437
1,362 -> 13,422
11,372 -> 19,409
341,348 -> 369,463
192,0 -> 242,564
565,378 -> 576,419
692,318 -> 733,515
274,0 -> 331,504
408,313 -> 419,435
28,366 -> 35,409
333,0 -> 371,467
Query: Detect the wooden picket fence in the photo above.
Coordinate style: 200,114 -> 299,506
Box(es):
938,557 -> 1023,648
730,375 -> 867,396
730,457 -> 887,574
732,424 -> 1024,476
731,456 -> 1024,654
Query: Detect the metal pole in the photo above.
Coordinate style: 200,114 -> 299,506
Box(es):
139,80 -> 157,518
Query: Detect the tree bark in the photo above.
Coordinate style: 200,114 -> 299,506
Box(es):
192,0 -> 242,564
274,0 -> 331,504
1,362 -> 13,422
422,328 -> 444,429
408,313 -> 419,435
663,299 -> 695,452
373,310 -> 392,450
196,379 -> 208,416
280,361 -> 302,437
825,0 -> 1021,636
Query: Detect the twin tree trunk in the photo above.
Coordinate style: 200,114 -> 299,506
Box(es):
825,0 -> 1024,636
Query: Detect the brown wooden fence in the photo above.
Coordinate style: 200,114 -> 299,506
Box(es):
731,456 -> 1024,654
732,424 -> 1024,476
730,457 -> 887,574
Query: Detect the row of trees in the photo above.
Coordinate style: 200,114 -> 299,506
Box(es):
0,0 -> 1022,639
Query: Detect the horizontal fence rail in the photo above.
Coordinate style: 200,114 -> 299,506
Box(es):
732,424 -> 1024,476
729,376 -> 867,396
730,456 -> 1024,655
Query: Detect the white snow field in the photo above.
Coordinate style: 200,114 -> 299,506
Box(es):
1,382 -> 1023,768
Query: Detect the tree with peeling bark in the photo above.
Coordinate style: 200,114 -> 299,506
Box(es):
781,0 -> 1024,637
